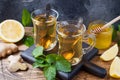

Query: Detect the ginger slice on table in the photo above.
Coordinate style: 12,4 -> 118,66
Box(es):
7,55 -> 28,72
0,42 -> 18,58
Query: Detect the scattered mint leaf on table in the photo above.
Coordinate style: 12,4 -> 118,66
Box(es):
117,40 -> 120,46
33,57 -> 48,68
22,8 -> 32,26
117,25 -> 120,46
23,36 -> 34,47
32,46 -> 71,80
32,46 -> 44,58
112,26 -> 117,41
33,61 -> 49,68
56,55 -> 71,72
118,25 -> 120,32
44,65 -> 56,80
46,54 -> 57,63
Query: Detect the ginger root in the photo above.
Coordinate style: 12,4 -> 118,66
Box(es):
0,43 -> 18,58
7,55 -> 28,72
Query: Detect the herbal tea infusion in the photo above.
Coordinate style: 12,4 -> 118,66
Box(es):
57,20 -> 95,65
31,9 -> 59,51
57,24 -> 83,63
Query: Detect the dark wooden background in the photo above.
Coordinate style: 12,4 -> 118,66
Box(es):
0,0 -> 120,27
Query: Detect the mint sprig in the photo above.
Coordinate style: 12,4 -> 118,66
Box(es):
32,46 -> 71,80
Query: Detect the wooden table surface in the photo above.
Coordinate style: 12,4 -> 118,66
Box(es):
0,27 -> 119,80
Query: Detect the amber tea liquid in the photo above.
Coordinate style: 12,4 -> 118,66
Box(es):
33,14 -> 57,51
57,24 -> 83,65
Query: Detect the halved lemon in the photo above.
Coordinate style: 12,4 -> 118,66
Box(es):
100,44 -> 118,61
0,19 -> 25,43
109,56 -> 120,78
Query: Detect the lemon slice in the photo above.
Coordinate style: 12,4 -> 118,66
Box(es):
100,44 -> 118,61
109,56 -> 120,78
0,19 -> 25,43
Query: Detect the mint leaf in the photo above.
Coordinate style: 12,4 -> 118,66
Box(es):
32,46 -> 44,58
118,25 -> 120,32
33,62 -> 49,68
118,40 -> 120,46
112,26 -> 117,41
44,65 -> 56,80
46,54 -> 57,63
23,36 -> 34,47
33,57 -> 50,68
22,8 -> 32,26
35,57 -> 45,64
56,55 -> 71,72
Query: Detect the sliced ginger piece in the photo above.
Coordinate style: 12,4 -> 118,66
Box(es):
0,43 -> 18,58
8,55 -> 28,72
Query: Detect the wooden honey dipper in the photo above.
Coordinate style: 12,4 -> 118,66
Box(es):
91,16 -> 120,33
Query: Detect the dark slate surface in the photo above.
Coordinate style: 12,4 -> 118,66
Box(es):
0,0 -> 120,27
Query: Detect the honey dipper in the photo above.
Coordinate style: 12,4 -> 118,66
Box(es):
91,16 -> 120,33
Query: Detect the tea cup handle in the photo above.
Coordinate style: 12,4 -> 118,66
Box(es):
51,9 -> 59,19
83,33 -> 96,54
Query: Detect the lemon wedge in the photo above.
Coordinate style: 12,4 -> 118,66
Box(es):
0,19 -> 25,43
109,56 -> 120,78
100,44 -> 118,61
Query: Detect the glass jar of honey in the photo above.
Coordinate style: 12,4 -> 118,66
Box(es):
88,20 -> 113,49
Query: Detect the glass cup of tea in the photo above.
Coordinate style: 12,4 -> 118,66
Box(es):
57,20 -> 96,65
88,20 -> 113,49
31,8 -> 59,51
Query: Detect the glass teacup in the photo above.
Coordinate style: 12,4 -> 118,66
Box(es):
57,20 -> 96,65
31,8 -> 59,51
